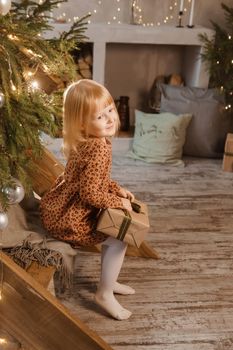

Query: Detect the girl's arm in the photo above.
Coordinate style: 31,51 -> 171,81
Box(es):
109,180 -> 135,202
109,179 -> 122,194
79,141 -> 124,209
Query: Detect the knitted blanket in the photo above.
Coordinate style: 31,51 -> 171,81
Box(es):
2,193 -> 77,287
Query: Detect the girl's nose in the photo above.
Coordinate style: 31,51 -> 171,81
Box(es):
106,112 -> 113,122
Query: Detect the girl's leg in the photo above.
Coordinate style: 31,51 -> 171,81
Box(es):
95,237 -> 132,320
101,245 -> 135,296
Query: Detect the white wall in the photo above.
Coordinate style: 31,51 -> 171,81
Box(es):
52,0 -> 232,28
52,0 -> 232,123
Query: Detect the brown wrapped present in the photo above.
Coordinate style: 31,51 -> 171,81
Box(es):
96,201 -> 150,248
222,133 -> 233,172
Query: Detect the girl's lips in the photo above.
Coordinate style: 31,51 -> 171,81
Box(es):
106,124 -> 114,129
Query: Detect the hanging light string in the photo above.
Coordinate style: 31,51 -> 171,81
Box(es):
55,0 -> 194,27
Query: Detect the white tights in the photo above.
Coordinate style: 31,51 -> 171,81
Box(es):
95,237 -> 134,320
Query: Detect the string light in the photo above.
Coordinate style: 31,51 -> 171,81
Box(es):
29,80 -> 40,91
56,0 -> 194,27
11,82 -> 16,92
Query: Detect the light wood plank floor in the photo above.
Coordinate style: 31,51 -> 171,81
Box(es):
55,153 -> 233,350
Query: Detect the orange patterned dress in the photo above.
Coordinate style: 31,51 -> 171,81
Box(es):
40,138 -> 123,248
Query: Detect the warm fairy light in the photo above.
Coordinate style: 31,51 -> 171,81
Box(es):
27,71 -> 33,77
8,34 -> 19,41
11,83 -> 16,91
228,35 -> 232,39
217,61 -> 220,64
0,338 -> 7,344
30,80 -> 39,90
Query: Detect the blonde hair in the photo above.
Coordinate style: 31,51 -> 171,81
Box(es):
62,79 -> 120,157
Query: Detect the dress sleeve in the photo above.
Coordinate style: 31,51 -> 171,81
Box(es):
109,179 -> 122,194
79,140 -> 123,209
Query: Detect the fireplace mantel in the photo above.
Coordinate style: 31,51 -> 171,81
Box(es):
45,23 -> 214,88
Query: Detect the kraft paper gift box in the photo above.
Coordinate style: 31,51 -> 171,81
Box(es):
96,201 -> 150,248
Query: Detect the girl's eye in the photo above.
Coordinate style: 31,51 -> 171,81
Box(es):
109,108 -> 114,113
97,115 -> 102,120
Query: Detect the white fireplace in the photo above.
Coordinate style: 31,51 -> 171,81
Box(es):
45,23 -> 214,124
47,22 -> 214,88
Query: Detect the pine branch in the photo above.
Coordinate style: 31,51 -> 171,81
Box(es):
199,2 -> 233,111
0,0 -> 89,206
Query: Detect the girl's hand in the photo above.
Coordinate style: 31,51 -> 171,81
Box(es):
118,187 -> 135,202
121,198 -> 133,211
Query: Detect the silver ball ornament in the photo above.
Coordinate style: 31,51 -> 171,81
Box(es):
3,179 -> 25,205
0,0 -> 11,15
0,92 -> 5,108
0,212 -> 8,230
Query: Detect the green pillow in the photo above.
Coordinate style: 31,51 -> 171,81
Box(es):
129,110 -> 192,165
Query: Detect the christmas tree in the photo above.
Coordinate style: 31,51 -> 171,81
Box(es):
199,3 -> 233,113
0,0 -> 89,209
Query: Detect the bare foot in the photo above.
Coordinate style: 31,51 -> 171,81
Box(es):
94,292 -> 132,320
114,282 -> 135,295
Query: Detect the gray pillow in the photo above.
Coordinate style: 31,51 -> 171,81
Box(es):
159,84 -> 233,158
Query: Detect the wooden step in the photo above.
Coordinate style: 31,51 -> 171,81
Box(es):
0,252 -> 113,350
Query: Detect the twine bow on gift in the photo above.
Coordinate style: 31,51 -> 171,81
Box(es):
116,202 -> 142,242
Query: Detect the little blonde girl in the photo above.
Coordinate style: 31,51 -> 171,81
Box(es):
40,79 -> 135,320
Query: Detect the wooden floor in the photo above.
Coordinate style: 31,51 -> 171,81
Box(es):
54,146 -> 233,350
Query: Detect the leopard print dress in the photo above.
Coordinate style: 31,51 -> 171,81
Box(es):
40,138 -> 124,248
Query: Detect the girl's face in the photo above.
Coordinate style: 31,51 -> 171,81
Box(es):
85,103 -> 118,140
